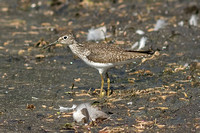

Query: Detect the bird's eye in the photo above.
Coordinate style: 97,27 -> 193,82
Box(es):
63,36 -> 68,39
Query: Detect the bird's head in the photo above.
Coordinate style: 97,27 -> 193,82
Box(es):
43,33 -> 76,49
58,33 -> 75,45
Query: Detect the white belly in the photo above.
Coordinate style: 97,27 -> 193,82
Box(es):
81,57 -> 114,74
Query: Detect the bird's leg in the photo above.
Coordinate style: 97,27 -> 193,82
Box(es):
100,74 -> 105,98
106,72 -> 110,97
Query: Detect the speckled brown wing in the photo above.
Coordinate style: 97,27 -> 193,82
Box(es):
85,43 -> 152,63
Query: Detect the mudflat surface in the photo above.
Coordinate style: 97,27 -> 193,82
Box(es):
0,0 -> 199,132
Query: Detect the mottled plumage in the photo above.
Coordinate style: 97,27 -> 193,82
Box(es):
85,43 -> 151,63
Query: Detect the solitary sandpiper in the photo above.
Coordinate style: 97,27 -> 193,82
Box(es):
44,33 -> 154,97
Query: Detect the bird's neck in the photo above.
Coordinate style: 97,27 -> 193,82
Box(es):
68,41 -> 86,57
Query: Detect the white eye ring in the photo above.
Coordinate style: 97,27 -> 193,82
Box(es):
63,36 -> 68,39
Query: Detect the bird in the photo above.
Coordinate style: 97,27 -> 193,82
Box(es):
44,33 -> 154,97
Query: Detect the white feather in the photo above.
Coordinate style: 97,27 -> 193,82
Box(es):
178,21 -> 184,26
131,37 -> 147,51
189,14 -> 198,26
59,104 -> 77,112
136,30 -> 145,35
73,103 -> 108,123
138,37 -> 147,50
87,26 -> 107,41
154,19 -> 167,31
131,42 -> 139,50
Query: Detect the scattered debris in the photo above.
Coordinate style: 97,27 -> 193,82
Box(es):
26,104 -> 35,110
154,19 -> 167,31
138,37 -> 147,50
136,30 -> 145,35
61,123 -> 75,131
59,105 -> 77,112
190,61 -> 200,71
131,37 -> 147,50
35,54 -> 45,59
31,97 -> 38,100
87,26 -> 107,41
0,46 -> 5,50
8,87 -> 15,90
178,21 -> 184,26
127,102 -> 133,105
42,105 -> 47,108
129,69 -> 154,76
18,50 -> 25,55
73,103 -> 108,123
131,41 -> 139,50
189,14 -> 198,26
34,38 -> 48,48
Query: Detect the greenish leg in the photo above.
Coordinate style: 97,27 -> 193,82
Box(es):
106,72 -> 110,97
100,74 -> 104,98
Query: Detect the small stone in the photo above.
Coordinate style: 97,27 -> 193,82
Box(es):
0,46 -> 5,50
18,50 -> 25,55
35,54 -> 45,59
8,87 -> 15,90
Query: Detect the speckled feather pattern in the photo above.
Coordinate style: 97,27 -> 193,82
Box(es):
69,42 -> 151,64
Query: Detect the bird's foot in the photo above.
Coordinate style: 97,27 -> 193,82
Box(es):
106,89 -> 111,97
94,89 -> 106,98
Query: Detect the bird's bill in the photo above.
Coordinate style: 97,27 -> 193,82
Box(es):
43,40 -> 58,49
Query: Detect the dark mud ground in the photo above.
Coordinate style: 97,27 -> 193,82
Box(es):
0,0 -> 200,132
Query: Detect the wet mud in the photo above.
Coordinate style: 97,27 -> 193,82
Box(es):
0,0 -> 199,132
